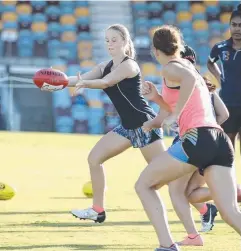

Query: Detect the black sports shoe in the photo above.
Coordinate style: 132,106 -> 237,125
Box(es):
71,208 -> 106,223
200,203 -> 218,232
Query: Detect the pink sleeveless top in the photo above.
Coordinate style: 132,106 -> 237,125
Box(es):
161,60 -> 221,136
161,79 -> 179,111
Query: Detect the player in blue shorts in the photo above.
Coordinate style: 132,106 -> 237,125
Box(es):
142,45 -> 229,247
138,25 -> 240,251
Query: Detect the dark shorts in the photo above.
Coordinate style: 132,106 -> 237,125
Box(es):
113,125 -> 163,148
222,106 -> 241,134
168,127 -> 234,175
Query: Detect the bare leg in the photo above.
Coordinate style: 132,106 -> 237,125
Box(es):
204,165 -> 241,235
88,131 -> 131,208
135,151 -> 196,247
143,141 -> 203,238
186,171 -> 210,205
168,173 -> 199,235
140,138 -> 166,164
188,187 -> 211,203
192,203 -> 205,211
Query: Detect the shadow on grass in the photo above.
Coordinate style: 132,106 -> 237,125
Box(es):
0,244 -> 104,250
0,211 -> 70,215
0,244 -> 148,250
50,197 -> 88,200
6,220 -> 184,228
0,208 -> 174,215
0,228 -> 165,234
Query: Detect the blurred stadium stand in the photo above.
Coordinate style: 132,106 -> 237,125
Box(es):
0,1 -> 238,135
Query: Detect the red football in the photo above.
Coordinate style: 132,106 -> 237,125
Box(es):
33,68 -> 69,91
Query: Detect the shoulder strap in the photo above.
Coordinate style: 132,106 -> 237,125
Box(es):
163,77 -> 180,90
121,56 -> 137,63
121,56 -> 129,63
102,60 -> 113,77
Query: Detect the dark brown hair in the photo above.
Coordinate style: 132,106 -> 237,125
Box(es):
153,25 -> 184,56
107,24 -> 136,59
230,4 -> 241,22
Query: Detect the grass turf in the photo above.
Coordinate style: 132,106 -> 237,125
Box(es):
0,132 -> 240,251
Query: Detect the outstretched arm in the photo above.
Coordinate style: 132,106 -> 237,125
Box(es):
74,60 -> 139,93
68,63 -> 106,86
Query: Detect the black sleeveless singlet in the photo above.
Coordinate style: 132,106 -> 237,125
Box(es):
103,57 -> 156,129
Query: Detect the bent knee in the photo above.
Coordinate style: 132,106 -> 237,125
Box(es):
185,186 -> 196,197
186,182 -> 205,197
135,178 -> 153,195
135,179 -> 144,195
87,151 -> 104,167
135,178 -> 164,195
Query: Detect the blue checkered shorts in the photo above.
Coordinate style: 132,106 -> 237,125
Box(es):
113,125 -> 163,148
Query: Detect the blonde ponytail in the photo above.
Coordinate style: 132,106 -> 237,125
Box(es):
125,38 -> 136,59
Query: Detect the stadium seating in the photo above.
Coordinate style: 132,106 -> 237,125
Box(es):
3,1 -> 232,76
177,11 -> 192,23
0,1 -> 92,64
220,12 -> 231,24
0,1 -> 237,135
176,2 -> 189,12
31,1 -> 46,14
163,10 -> 176,25
191,3 -> 206,15
130,1 -> 236,81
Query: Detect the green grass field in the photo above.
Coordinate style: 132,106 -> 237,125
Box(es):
0,132 -> 240,251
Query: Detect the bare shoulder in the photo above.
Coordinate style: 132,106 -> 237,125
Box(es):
164,61 -> 184,73
163,60 -> 197,83
162,62 -> 184,80
121,58 -> 140,77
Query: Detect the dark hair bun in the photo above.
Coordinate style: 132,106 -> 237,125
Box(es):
181,45 -> 196,65
237,3 -> 241,12
165,43 -> 178,55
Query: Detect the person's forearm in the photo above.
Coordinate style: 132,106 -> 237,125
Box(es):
80,79 -> 109,89
68,76 -> 78,87
150,110 -> 170,129
68,68 -> 102,87
207,61 -> 221,83
152,94 -> 172,113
